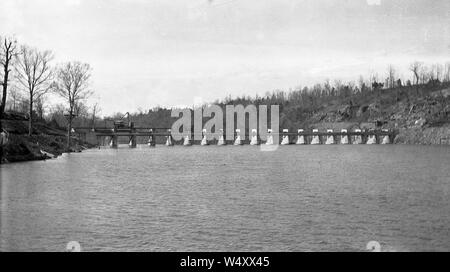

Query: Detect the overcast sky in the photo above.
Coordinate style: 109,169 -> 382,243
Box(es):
1,0 -> 449,115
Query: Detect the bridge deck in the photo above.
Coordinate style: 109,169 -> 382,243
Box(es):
74,127 -> 396,137
92,131 -> 395,137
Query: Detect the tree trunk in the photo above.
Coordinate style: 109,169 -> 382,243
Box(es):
0,80 -> 8,133
0,107 -> 3,132
67,107 -> 73,151
0,62 -> 10,164
0,109 -> 3,164
28,98 -> 33,136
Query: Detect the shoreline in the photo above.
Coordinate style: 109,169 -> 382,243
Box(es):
1,133 -> 94,164
2,127 -> 448,164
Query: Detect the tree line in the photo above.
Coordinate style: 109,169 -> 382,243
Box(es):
0,35 -> 95,149
113,61 -> 450,130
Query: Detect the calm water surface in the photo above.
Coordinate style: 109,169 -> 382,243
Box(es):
0,145 -> 449,251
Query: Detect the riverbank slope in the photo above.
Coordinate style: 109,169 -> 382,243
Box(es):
125,83 -> 450,145
1,113 -> 94,163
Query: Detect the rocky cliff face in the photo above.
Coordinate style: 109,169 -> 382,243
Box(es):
305,87 -> 449,144
394,125 -> 450,145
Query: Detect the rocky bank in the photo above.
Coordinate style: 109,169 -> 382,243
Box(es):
0,112 -> 93,163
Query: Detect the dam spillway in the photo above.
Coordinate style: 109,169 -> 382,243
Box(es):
81,126 -> 396,147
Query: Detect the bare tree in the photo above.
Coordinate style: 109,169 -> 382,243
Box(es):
409,61 -> 423,86
444,62 -> 450,83
437,64 -> 443,82
431,63 -> 443,82
15,45 -> 54,135
369,71 -> 383,91
0,36 -> 17,130
386,65 -> 396,89
54,61 -> 92,150
419,65 -> 429,84
0,37 -> 17,163
358,75 -> 369,93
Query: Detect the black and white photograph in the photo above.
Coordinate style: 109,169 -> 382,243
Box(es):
0,0 -> 449,257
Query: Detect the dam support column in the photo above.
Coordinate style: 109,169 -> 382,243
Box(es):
165,129 -> 174,146
381,129 -> 391,144
183,134 -> 192,146
148,129 -> 156,147
129,136 -> 137,148
217,129 -> 226,145
165,135 -> 173,146
296,129 -> 306,145
234,129 -> 243,145
311,129 -> 320,145
281,129 -> 290,145
353,129 -> 362,144
110,136 -> 118,148
265,129 -> 274,145
366,131 -> 377,144
201,129 -> 209,146
325,129 -> 334,144
96,136 -> 102,147
340,129 -> 349,144
250,129 -> 258,145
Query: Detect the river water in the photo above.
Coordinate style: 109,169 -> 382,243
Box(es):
0,145 -> 449,251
